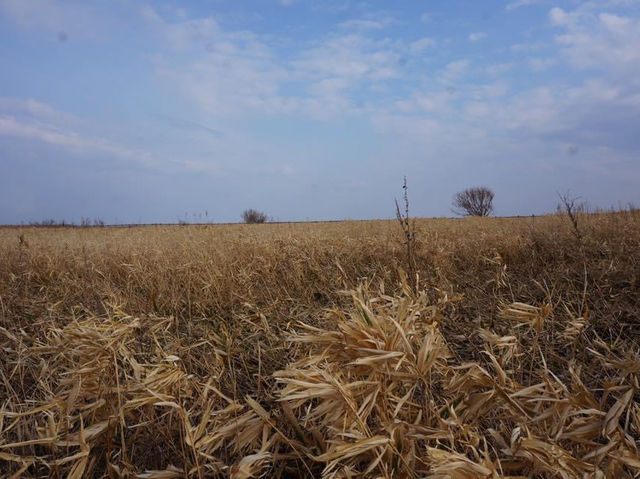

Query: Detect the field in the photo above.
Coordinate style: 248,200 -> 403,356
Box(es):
1,212 -> 639,478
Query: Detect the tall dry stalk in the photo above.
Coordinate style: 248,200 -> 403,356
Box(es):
558,191 -> 584,241
395,176 -> 418,293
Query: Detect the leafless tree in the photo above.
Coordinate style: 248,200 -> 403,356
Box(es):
452,186 -> 495,217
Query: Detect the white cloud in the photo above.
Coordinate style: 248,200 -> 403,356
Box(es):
0,114 -> 150,163
510,41 -> 547,53
437,59 -> 469,83
485,62 -> 515,76
376,3 -> 640,178
294,33 -> 399,87
506,0 -> 542,11
551,7 -> 640,71
337,13 -> 398,31
307,77 -> 350,96
0,0 -> 101,38
528,57 -> 556,71
338,19 -> 387,30
475,82 -> 509,98
370,113 -> 446,147
549,7 -> 572,26
487,74 -> 640,156
395,90 -> 454,114
409,37 -> 435,53
0,97 -> 74,122
0,97 -> 151,164
144,5 -> 405,119
465,102 -> 491,117
143,8 -> 290,116
469,32 -> 487,42
393,81 -> 504,118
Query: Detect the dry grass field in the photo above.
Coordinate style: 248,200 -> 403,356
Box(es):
1,212 -> 639,478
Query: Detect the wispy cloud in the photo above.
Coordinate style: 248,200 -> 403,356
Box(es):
510,41 -> 547,53
145,2 -> 409,120
338,18 -> 395,31
506,0 -> 542,11
0,98 -> 152,165
155,114 -> 223,138
0,0 -> 102,38
469,32 -> 487,42
528,57 -> 556,71
294,34 -> 399,81
145,10 -> 290,116
394,90 -> 454,114
0,96 -> 74,122
0,114 -> 150,163
484,62 -> 515,76
409,37 -> 435,53
551,8 -> 640,71
437,59 -> 470,84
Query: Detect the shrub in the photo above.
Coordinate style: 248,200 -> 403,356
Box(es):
242,209 -> 268,224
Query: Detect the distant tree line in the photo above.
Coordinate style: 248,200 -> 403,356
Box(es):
28,218 -> 105,227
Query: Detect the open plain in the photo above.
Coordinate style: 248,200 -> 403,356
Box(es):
1,212 -> 639,477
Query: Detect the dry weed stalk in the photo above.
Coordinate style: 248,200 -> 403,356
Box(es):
395,177 -> 418,293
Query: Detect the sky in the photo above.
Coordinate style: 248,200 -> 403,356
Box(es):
1,0 -> 639,224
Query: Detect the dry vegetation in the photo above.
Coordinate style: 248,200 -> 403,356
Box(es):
1,212 -> 639,478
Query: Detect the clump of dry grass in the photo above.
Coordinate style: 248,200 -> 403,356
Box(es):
0,211 -> 639,477
275,281 -> 639,477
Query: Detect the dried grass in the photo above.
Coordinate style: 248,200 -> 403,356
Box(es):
1,212 -> 639,477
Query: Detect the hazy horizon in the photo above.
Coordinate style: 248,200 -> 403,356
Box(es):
1,0 -> 640,224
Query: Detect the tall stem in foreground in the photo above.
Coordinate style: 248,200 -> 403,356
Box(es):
395,177 -> 418,293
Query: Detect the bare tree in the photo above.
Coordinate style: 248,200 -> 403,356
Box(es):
242,209 -> 268,224
452,186 -> 495,217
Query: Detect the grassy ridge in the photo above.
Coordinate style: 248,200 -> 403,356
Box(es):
0,212 -> 639,477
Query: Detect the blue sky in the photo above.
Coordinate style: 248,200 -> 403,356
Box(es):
1,0 -> 639,223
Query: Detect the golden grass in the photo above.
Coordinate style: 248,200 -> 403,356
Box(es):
0,212 -> 639,477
